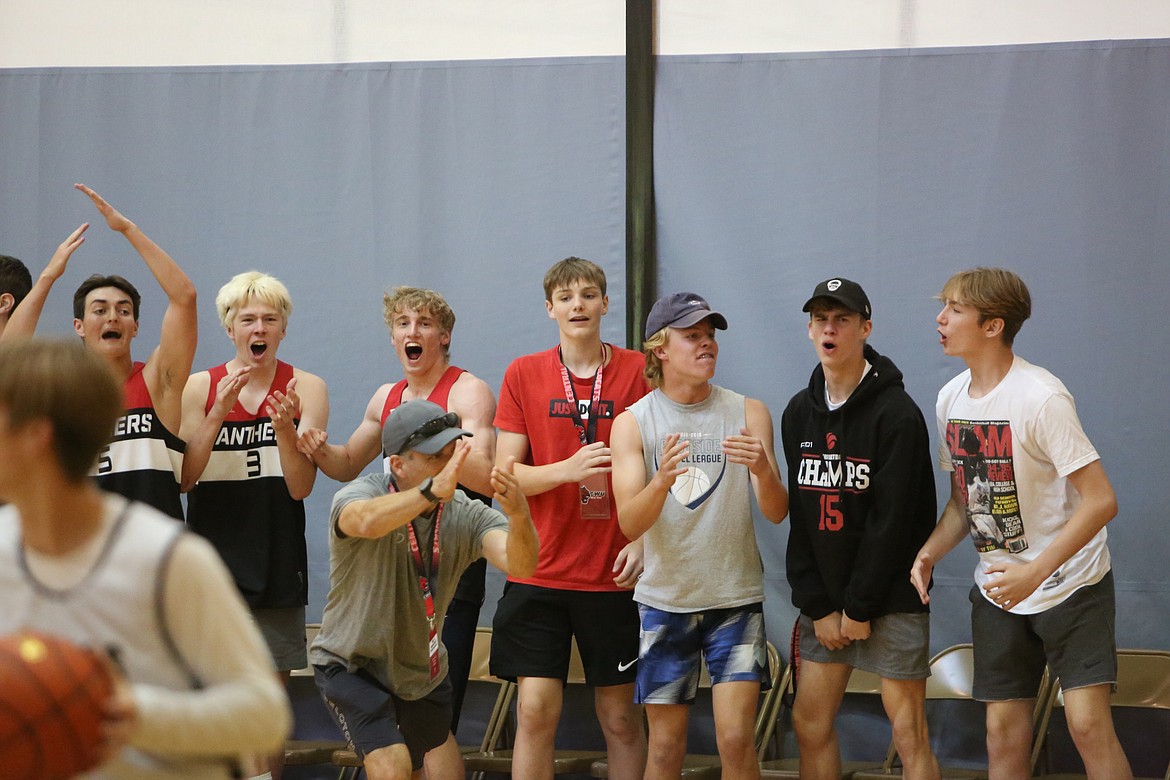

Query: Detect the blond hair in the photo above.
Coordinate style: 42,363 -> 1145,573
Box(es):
641,327 -> 670,389
939,267 -> 1032,347
382,287 -> 455,357
216,271 -> 293,330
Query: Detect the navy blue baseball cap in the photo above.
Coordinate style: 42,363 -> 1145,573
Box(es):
645,292 -> 728,339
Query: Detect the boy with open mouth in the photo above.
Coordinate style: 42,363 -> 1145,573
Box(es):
782,277 -> 940,780
47,183 -> 197,522
296,285 -> 498,759
181,270 -> 330,780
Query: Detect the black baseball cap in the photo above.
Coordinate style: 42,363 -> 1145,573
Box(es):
382,399 -> 472,456
645,292 -> 728,339
802,278 -> 872,319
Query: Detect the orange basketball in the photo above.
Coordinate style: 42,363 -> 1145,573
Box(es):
0,631 -> 114,780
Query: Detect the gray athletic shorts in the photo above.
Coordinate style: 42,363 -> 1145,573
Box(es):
253,605 -> 307,672
970,571 -> 1118,701
799,612 -> 931,680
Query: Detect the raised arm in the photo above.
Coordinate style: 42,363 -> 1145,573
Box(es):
724,397 -> 788,523
479,458 -> 539,579
76,184 -> 197,432
447,373 -> 497,496
1,223 -> 88,342
179,368 -> 250,492
265,370 -> 329,501
610,411 -> 688,541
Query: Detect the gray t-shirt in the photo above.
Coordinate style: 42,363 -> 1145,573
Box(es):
628,384 -> 765,612
309,475 -> 507,699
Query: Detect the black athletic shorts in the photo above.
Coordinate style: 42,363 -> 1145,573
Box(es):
490,582 -> 640,686
314,663 -> 453,771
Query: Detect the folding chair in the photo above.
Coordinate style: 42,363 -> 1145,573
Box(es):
759,664 -> 887,778
757,650 -> 792,762
283,623 -> 350,772
462,631 -> 607,778
845,644 -> 1054,779
1034,648 -> 1170,780
591,641 -> 785,779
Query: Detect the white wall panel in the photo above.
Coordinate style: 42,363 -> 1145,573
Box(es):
3,0 -> 1169,68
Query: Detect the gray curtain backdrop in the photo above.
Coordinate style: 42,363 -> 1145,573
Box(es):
654,39 -> 1170,656
1,40 -> 1166,665
0,57 -> 627,622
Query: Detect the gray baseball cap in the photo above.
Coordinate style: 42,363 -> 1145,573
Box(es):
382,399 -> 472,456
644,292 -> 728,339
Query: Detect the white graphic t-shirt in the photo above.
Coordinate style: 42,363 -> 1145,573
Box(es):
937,356 -> 1110,614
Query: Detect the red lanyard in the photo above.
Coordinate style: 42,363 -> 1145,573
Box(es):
556,345 -> 606,445
390,478 -> 444,679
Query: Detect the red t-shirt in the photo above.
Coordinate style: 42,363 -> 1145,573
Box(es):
494,345 -> 649,591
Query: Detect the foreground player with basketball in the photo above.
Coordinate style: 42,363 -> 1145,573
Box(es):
491,257 -> 649,780
0,338 -> 289,778
911,268 -> 1132,779
611,292 -> 788,780
310,399 -> 539,780
782,278 -> 940,780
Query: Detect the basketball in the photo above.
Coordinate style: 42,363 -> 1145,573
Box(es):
671,466 -> 712,504
0,631 -> 114,780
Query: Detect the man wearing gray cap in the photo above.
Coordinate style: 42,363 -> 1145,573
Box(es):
308,399 -> 539,780
611,291 -> 789,780
782,278 -> 940,780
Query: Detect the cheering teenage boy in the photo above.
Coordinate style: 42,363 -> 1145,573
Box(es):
782,278 -> 939,780
912,268 -> 1131,779
611,291 -> 788,780
491,257 -> 649,780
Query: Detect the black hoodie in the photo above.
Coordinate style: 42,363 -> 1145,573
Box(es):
780,344 -> 936,622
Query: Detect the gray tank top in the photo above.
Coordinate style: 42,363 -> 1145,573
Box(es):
628,385 -> 764,611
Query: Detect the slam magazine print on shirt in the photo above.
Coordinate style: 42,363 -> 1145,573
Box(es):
654,432 -> 726,510
945,418 -> 1029,554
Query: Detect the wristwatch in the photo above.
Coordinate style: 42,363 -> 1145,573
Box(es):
418,477 -> 440,504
